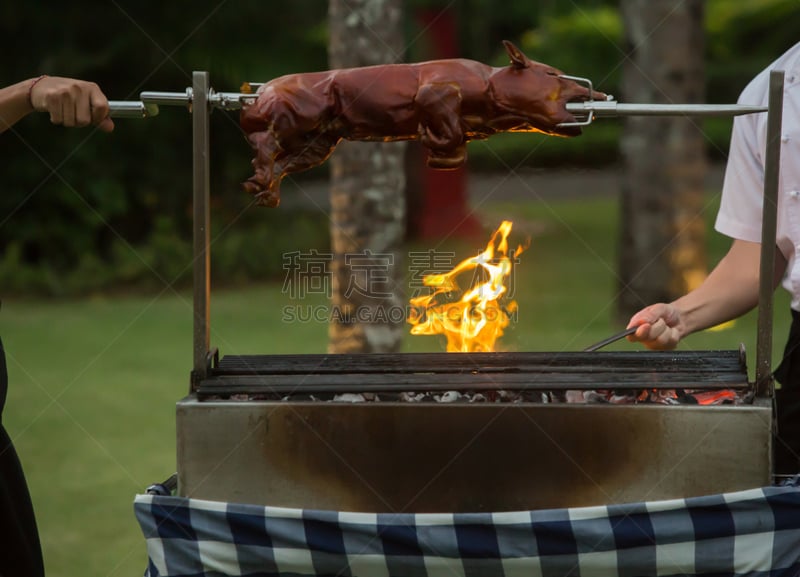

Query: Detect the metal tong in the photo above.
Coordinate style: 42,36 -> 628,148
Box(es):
583,326 -> 638,352
559,75 -> 767,127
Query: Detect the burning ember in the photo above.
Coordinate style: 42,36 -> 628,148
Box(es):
407,221 -> 524,352
232,388 -> 744,406
564,388 -> 742,405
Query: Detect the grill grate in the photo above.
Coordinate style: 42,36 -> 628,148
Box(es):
196,349 -> 750,398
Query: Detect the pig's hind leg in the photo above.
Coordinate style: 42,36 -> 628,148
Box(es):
243,130 -> 283,206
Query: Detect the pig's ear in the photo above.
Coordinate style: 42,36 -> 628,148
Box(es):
502,40 -> 529,69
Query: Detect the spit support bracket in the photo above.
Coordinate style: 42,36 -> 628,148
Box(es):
755,70 -> 784,398
108,73 -> 255,390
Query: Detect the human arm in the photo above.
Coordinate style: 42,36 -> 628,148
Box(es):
0,76 -> 114,134
626,239 -> 786,350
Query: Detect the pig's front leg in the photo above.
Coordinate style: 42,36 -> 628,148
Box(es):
415,82 -> 467,169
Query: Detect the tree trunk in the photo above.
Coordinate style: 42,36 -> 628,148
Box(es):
328,0 -> 407,353
616,0 -> 707,321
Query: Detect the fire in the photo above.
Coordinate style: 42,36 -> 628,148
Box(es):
408,221 -> 524,352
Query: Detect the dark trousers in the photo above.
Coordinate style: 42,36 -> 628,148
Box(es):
773,309 -> 800,475
0,339 -> 45,577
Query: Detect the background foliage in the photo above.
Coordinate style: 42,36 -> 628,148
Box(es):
1,3 -> 797,575
0,0 -> 798,296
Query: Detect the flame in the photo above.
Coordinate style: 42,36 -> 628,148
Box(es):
408,221 -> 524,352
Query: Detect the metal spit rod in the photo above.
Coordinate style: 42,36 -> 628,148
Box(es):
108,90 -> 769,121
108,89 -> 255,118
558,76 -> 768,126
106,101 -> 160,118
563,101 -> 768,124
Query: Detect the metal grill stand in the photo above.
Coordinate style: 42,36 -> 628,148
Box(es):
109,70 -> 785,509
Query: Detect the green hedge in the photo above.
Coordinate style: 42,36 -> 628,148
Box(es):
0,208 -> 331,297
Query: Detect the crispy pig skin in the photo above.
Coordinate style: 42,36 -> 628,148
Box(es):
240,41 -> 604,207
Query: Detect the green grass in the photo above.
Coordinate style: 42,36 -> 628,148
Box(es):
1,192 -> 789,576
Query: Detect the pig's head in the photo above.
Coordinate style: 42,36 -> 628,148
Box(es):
490,41 -> 604,137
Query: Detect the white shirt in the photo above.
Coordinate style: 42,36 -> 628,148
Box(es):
716,41 -> 800,310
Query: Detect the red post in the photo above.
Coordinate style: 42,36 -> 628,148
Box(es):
410,6 -> 482,240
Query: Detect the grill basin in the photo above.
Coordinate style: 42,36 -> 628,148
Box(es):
176,349 -> 771,512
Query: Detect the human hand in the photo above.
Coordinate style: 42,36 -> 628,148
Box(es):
626,303 -> 685,350
29,76 -> 114,132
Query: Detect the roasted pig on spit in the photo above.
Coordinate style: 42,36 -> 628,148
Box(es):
240,41 -> 605,207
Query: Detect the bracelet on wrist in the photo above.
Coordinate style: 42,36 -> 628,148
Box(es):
27,75 -> 48,108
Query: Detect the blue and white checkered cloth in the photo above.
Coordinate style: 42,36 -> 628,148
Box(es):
134,486 -> 800,577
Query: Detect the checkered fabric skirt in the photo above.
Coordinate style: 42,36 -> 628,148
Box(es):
134,486 -> 800,577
